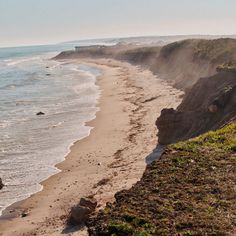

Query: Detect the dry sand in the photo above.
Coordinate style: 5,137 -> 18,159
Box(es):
0,59 -> 183,236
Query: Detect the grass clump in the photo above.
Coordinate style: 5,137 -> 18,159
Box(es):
217,61 -> 236,72
108,221 -> 134,235
107,218 -> 156,236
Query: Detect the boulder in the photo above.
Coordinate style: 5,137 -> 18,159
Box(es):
70,205 -> 92,224
0,178 -> 4,189
21,212 -> 28,218
69,197 -> 97,225
36,112 -> 45,116
79,197 -> 97,211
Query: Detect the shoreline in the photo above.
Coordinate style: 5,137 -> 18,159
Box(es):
0,61 -> 102,219
0,58 -> 183,236
0,113 -> 98,220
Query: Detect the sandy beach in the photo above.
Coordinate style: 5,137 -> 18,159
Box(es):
0,58 -> 183,236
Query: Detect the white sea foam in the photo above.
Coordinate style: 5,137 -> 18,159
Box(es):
6,56 -> 41,66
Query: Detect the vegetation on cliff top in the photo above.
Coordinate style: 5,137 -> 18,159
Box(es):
87,123 -> 236,235
159,38 -> 236,62
193,38 -> 236,62
217,61 -> 236,72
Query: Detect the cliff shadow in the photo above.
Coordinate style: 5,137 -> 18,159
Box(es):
61,223 -> 85,234
145,144 -> 165,165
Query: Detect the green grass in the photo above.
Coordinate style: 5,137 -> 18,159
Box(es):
171,122 -> 236,153
108,221 -> 134,235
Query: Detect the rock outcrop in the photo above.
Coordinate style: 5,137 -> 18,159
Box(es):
36,112 -> 45,116
157,70 -> 236,144
69,197 -> 97,225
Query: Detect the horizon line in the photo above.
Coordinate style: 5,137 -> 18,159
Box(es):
1,33 -> 236,49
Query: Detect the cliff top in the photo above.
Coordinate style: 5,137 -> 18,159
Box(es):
160,38 -> 236,62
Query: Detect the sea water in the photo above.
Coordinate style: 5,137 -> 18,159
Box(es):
0,44 -> 101,215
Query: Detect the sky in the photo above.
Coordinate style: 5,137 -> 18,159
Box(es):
0,0 -> 236,47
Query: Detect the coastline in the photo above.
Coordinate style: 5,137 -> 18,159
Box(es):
0,58 -> 183,236
0,59 -> 101,218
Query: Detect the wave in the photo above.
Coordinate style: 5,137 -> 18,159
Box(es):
0,57 -> 101,216
5,56 -> 42,66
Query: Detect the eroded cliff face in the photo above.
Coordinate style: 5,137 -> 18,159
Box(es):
156,70 -> 236,144
55,38 -> 236,91
151,38 -> 236,90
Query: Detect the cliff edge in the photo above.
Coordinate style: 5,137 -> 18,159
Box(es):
87,123 -> 236,235
157,69 -> 236,144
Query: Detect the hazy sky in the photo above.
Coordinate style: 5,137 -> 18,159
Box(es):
0,0 -> 236,47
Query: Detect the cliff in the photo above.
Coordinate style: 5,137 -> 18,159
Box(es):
55,38 -> 236,90
152,38 -> 236,90
87,123 -> 236,235
157,69 -> 236,144
54,44 -> 161,69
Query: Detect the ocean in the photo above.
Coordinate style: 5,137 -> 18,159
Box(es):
0,43 -> 101,215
